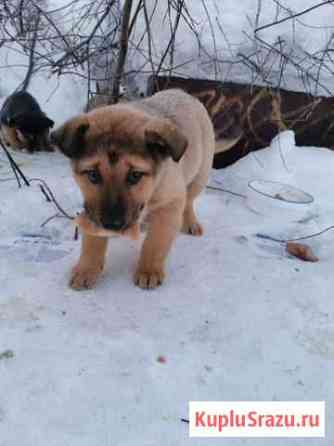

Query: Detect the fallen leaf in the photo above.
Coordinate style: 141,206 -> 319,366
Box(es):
286,242 -> 319,262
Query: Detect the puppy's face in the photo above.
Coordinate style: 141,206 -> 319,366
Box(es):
51,108 -> 187,232
16,128 -> 52,152
73,150 -> 156,231
11,113 -> 55,152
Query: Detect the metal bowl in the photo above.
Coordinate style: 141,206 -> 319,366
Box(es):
247,179 -> 314,221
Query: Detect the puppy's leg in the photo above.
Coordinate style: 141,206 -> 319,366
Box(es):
182,137 -> 215,236
135,199 -> 184,289
182,163 -> 215,236
70,234 -> 108,290
182,180 -> 206,236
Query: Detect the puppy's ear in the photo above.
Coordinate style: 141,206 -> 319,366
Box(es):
7,114 -> 28,128
144,119 -> 188,162
50,117 -> 89,158
40,116 -> 55,129
8,113 -> 54,130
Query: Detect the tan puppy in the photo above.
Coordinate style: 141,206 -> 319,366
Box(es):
51,89 -> 218,290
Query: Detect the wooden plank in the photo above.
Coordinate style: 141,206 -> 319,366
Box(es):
148,75 -> 334,168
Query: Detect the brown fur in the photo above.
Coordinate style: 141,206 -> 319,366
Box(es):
51,89 -> 216,290
0,124 -> 24,149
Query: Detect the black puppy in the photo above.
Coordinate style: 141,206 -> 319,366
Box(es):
0,91 -> 54,152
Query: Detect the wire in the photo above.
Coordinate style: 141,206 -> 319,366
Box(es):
29,178 -> 75,220
257,224 -> 334,244
207,181 -> 334,244
206,184 -> 246,198
40,213 -> 69,228
0,140 -> 30,187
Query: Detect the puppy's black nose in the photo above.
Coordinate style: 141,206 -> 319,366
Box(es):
102,217 -> 125,231
102,201 -> 126,231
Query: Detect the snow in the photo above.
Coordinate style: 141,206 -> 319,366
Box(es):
129,0 -> 334,94
1,133 -> 334,444
0,41 -> 87,126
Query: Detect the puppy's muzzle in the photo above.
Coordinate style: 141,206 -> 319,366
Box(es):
101,201 -> 127,231
101,215 -> 125,231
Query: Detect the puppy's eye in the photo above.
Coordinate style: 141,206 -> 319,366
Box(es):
85,169 -> 102,185
127,170 -> 144,186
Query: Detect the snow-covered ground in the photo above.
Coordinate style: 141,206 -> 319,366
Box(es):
1,134 -> 334,445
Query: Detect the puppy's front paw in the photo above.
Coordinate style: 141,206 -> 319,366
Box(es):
182,220 -> 204,236
69,264 -> 103,290
134,267 -> 165,289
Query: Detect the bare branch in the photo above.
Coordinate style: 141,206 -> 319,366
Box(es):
110,0 -> 134,103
